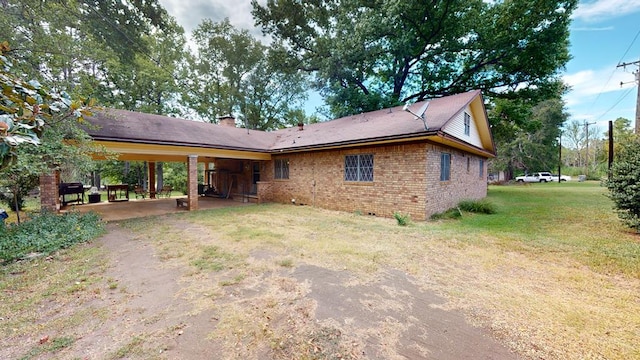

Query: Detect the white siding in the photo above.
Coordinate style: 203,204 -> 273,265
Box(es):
441,105 -> 483,148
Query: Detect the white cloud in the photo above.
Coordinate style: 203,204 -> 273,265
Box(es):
571,26 -> 613,31
563,66 -> 637,122
159,0 -> 259,35
572,0 -> 640,22
563,66 -> 635,104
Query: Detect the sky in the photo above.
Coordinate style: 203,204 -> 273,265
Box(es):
159,0 -> 640,132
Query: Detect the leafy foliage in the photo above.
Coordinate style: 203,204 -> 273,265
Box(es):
252,0 -> 577,117
457,199 -> 497,214
393,211 -> 410,226
0,43 -> 91,169
186,19 -> 310,129
430,208 -> 462,221
0,211 -> 105,264
489,95 -> 568,178
605,141 -> 640,232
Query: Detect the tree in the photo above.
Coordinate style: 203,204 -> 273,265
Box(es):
0,42 -> 91,169
605,117 -> 636,161
185,19 -> 309,129
252,0 -> 577,117
488,87 -> 568,178
605,140 -> 640,232
0,43 -> 94,221
0,0 -> 171,99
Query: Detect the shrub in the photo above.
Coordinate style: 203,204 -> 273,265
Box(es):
457,199 -> 497,214
605,141 -> 640,232
0,211 -> 105,264
430,208 -> 462,220
393,211 -> 410,226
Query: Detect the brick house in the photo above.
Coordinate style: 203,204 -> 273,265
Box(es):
41,90 -> 495,220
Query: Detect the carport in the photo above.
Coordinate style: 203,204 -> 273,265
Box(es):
40,109 -> 274,215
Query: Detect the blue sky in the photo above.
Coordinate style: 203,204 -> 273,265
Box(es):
160,0 -> 640,130
564,0 -> 640,132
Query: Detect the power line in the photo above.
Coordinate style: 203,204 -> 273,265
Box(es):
593,86 -> 634,122
584,26 -> 640,115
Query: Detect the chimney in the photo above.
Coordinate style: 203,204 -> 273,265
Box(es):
297,122 -> 304,131
218,115 -> 236,127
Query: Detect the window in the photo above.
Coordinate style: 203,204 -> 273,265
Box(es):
274,159 -> 289,179
466,157 -> 470,172
440,153 -> 451,181
344,154 -> 374,182
479,159 -> 484,178
463,112 -> 471,136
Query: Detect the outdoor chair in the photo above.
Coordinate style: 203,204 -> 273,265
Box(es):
134,186 -> 147,199
158,185 -> 172,198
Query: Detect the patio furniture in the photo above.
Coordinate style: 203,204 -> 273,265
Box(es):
134,186 -> 147,199
158,185 -> 172,198
59,182 -> 85,206
176,198 -> 188,208
107,184 -> 129,202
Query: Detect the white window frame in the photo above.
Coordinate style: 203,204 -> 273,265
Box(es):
464,112 -> 471,136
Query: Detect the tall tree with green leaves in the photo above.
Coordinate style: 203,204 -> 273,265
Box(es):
489,94 -> 568,178
252,0 -> 577,117
185,19 -> 308,129
0,0 -> 171,98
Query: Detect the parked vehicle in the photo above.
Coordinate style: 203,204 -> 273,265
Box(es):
551,174 -> 572,182
515,172 -> 553,183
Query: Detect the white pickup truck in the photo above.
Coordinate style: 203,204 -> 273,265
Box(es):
515,172 -> 553,183
551,174 -> 572,182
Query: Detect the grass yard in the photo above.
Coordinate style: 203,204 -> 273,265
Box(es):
1,181 -> 639,359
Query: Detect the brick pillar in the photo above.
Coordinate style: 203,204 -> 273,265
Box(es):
40,170 -> 60,212
187,155 -> 198,210
149,161 -> 156,199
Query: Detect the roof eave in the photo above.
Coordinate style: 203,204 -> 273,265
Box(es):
90,136 -> 272,154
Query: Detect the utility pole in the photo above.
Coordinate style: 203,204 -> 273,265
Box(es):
617,59 -> 640,133
584,120 -> 595,177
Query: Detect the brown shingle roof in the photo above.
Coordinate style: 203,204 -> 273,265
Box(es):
85,109 -> 278,152
85,90 -> 488,154
270,90 -> 481,151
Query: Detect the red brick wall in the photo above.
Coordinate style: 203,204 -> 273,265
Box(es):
425,144 -> 488,217
259,142 -> 488,220
187,155 -> 198,210
40,170 -> 60,212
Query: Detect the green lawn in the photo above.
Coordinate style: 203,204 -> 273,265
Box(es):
443,182 -> 640,278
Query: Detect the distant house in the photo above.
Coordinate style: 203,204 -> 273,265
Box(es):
41,90 -> 496,220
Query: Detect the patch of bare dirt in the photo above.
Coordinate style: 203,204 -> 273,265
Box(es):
28,220 -> 518,359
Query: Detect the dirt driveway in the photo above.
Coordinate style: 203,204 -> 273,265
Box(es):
43,220 -> 518,360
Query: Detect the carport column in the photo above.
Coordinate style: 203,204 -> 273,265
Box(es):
40,170 -> 60,212
187,155 -> 198,210
148,161 -> 156,199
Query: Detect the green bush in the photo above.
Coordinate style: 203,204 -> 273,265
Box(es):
605,141 -> 640,231
0,211 -> 105,264
457,199 -> 497,214
430,208 -> 462,220
393,211 -> 410,226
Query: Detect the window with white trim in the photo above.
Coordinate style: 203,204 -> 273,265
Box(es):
440,153 -> 451,181
464,112 -> 471,136
479,159 -> 484,178
344,154 -> 374,182
274,159 -> 289,179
